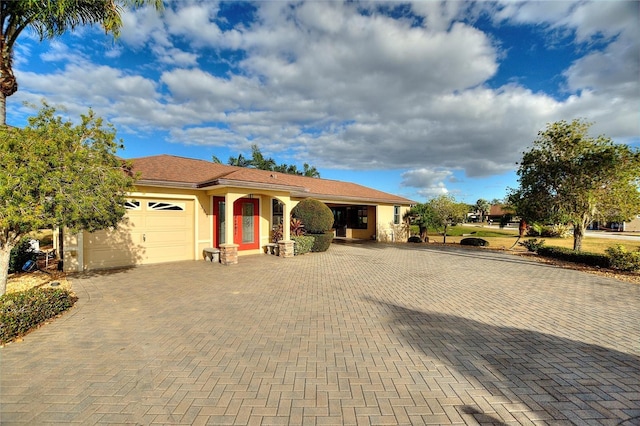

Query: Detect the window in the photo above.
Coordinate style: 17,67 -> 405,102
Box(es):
148,201 -> 185,211
272,199 -> 284,227
347,206 -> 368,229
393,206 -> 401,225
125,200 -> 141,210
331,206 -> 369,230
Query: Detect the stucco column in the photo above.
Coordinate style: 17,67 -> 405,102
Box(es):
224,193 -> 235,246
282,200 -> 291,241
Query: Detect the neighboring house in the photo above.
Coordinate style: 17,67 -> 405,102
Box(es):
487,204 -> 516,222
623,215 -> 640,232
63,155 -> 415,272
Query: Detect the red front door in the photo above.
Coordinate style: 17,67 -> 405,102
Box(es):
213,197 -> 260,250
233,198 -> 260,250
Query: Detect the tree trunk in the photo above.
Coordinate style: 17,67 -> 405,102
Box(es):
0,91 -> 6,126
0,244 -> 12,296
419,225 -> 427,242
443,225 -> 448,244
573,223 -> 584,251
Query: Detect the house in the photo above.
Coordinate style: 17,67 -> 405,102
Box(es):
62,155 -> 415,272
623,215 -> 640,232
487,204 -> 516,222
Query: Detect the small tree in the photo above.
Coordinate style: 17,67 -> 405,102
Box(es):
427,195 -> 468,244
404,203 -> 435,241
509,119 -> 640,251
0,104 -> 135,295
474,199 -> 490,223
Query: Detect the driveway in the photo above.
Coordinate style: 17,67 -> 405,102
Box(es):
1,243 -> 639,425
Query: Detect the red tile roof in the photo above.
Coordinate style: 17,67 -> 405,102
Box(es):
131,155 -> 414,205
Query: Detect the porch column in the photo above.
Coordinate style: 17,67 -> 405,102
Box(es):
277,199 -> 295,257
220,193 -> 239,265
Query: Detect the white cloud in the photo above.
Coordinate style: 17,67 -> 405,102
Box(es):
401,168 -> 453,198
10,0 -> 638,196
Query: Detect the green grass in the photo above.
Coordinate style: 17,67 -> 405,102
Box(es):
443,225 -> 517,238
416,225 -> 640,255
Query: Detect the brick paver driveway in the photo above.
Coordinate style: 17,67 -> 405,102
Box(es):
1,243 -> 639,425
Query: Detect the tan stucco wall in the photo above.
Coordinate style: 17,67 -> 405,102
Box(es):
624,216 -> 640,232
376,204 -> 411,242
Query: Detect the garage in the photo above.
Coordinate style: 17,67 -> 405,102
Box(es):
82,199 -> 195,270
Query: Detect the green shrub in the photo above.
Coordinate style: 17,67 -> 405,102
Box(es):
537,246 -> 610,268
527,223 -> 571,238
550,224 -> 572,238
527,223 -> 544,237
460,237 -> 489,247
310,232 -> 333,252
519,238 -> 545,252
292,198 -> 334,233
605,245 -> 640,272
1,288 -> 77,344
9,237 -> 37,273
292,235 -> 314,255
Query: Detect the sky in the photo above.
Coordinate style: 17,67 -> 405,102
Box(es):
7,0 -> 639,205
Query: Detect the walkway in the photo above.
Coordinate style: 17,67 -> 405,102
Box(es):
1,243 -> 639,425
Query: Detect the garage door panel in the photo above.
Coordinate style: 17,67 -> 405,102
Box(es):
84,199 -> 194,270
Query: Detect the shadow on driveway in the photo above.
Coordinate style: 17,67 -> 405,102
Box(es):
366,298 -> 640,425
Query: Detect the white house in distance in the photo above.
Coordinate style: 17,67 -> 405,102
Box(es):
63,155 -> 415,272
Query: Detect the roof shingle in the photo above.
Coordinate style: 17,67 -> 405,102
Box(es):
131,154 -> 414,204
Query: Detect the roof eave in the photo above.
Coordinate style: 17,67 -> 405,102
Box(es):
198,178 -> 307,193
293,191 -> 414,205
135,179 -> 198,189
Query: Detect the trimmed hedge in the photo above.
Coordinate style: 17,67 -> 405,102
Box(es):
292,198 -> 334,234
310,232 -> 333,252
537,246 -> 610,268
1,288 -> 77,344
292,235 -> 314,255
460,237 -> 489,247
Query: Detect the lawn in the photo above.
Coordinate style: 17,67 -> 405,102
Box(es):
424,225 -> 640,255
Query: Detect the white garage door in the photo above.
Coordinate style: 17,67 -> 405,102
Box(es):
83,199 -> 195,270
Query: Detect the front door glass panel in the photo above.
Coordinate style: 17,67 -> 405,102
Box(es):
218,200 -> 226,244
242,203 -> 254,244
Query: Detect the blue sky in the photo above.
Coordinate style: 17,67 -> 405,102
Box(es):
8,0 -> 639,204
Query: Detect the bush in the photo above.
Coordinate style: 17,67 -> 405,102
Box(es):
527,223 -> 571,238
519,238 -> 545,252
550,224 -> 572,238
407,236 -> 423,243
537,246 -> 610,268
292,198 -> 334,234
605,245 -> 640,272
1,288 -> 77,344
310,232 -> 333,252
460,237 -> 489,247
292,235 -> 314,255
9,237 -> 37,273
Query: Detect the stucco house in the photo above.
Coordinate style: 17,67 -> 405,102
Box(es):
63,155 -> 415,272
